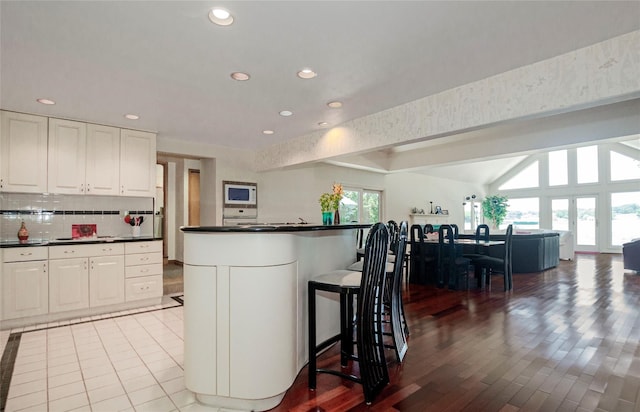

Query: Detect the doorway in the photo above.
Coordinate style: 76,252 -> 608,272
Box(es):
552,196 -> 598,252
188,169 -> 200,226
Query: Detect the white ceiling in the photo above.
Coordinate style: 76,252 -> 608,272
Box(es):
2,0 -> 639,158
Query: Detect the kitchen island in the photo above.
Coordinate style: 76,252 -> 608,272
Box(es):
181,223 -> 369,411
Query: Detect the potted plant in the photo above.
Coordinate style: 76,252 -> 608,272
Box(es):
482,195 -> 509,229
318,183 -> 343,225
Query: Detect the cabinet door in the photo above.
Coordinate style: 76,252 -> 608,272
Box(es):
48,118 -> 87,194
120,129 -> 156,197
89,255 -> 124,307
0,111 -> 48,193
49,258 -> 89,312
86,124 -> 120,195
2,261 -> 48,320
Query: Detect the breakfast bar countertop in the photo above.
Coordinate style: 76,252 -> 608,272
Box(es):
181,223 -> 370,233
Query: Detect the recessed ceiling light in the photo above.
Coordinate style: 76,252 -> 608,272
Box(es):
230,72 -> 250,81
279,110 -> 293,117
318,122 -> 329,127
327,101 -> 343,109
124,114 -> 139,120
297,68 -> 317,79
37,98 -> 55,105
262,130 -> 274,135
208,8 -> 234,26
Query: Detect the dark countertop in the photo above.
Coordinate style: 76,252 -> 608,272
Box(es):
0,236 -> 161,248
181,223 -> 371,233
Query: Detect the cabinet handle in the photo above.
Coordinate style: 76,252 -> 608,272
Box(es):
141,257 -> 149,261
43,263 -> 47,272
20,252 -> 33,256
64,250 -> 75,254
87,184 -> 90,193
80,184 -> 84,193
141,268 -> 149,273
102,248 -> 112,252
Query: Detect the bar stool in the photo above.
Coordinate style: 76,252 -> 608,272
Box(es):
347,221 -> 410,362
308,222 -> 390,404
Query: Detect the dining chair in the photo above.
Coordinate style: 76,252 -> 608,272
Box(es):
463,224 -> 490,260
424,223 -> 434,234
409,224 -> 436,285
449,223 -> 460,239
308,222 -> 390,404
472,224 -> 513,291
437,224 -> 471,290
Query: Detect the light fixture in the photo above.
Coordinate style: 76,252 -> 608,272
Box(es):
318,122 -> 329,127
37,98 -> 55,105
262,130 -> 274,135
279,110 -> 293,117
124,114 -> 139,120
297,68 -> 317,79
230,72 -> 250,81
208,7 -> 234,26
327,101 -> 343,108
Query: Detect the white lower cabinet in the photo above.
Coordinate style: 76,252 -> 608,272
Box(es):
49,257 -> 89,312
2,247 -> 49,320
90,255 -> 125,307
125,241 -> 163,301
1,240 -> 160,323
49,243 -> 125,310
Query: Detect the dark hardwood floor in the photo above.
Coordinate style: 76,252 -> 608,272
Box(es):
272,253 -> 640,412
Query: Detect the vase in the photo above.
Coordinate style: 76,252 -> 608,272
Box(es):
17,221 -> 29,243
322,211 -> 333,226
333,209 -> 340,225
132,226 -> 141,237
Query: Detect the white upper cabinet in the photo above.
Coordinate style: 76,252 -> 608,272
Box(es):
120,129 -> 156,197
2,111 -> 155,197
86,124 -> 120,195
48,118 -> 87,194
0,111 -> 48,193
48,120 -> 121,195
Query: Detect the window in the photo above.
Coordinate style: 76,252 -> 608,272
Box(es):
611,191 -> 640,246
549,150 -> 568,186
577,145 -> 598,183
503,197 -> 539,230
339,188 -> 381,224
610,151 -> 640,181
499,161 -> 539,190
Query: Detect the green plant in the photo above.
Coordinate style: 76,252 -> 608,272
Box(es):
482,195 -> 509,228
319,183 -> 343,212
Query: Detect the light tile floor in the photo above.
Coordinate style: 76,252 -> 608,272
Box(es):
0,298 -> 224,412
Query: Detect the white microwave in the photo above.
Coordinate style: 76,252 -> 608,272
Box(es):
223,181 -> 257,208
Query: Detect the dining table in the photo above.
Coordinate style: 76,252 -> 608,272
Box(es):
416,237 -> 506,288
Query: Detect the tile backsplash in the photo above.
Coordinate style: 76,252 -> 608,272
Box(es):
0,193 -> 154,242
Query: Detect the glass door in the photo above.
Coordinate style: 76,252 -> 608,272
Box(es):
551,196 -> 598,252
575,196 -> 597,252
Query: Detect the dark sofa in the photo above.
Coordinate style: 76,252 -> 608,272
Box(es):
623,239 -> 640,272
460,232 -> 560,273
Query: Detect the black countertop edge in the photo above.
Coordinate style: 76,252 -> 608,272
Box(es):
181,223 -> 372,233
0,237 -> 161,248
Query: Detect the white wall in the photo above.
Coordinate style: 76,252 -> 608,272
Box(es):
258,163 -> 385,224
385,172 -> 486,231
